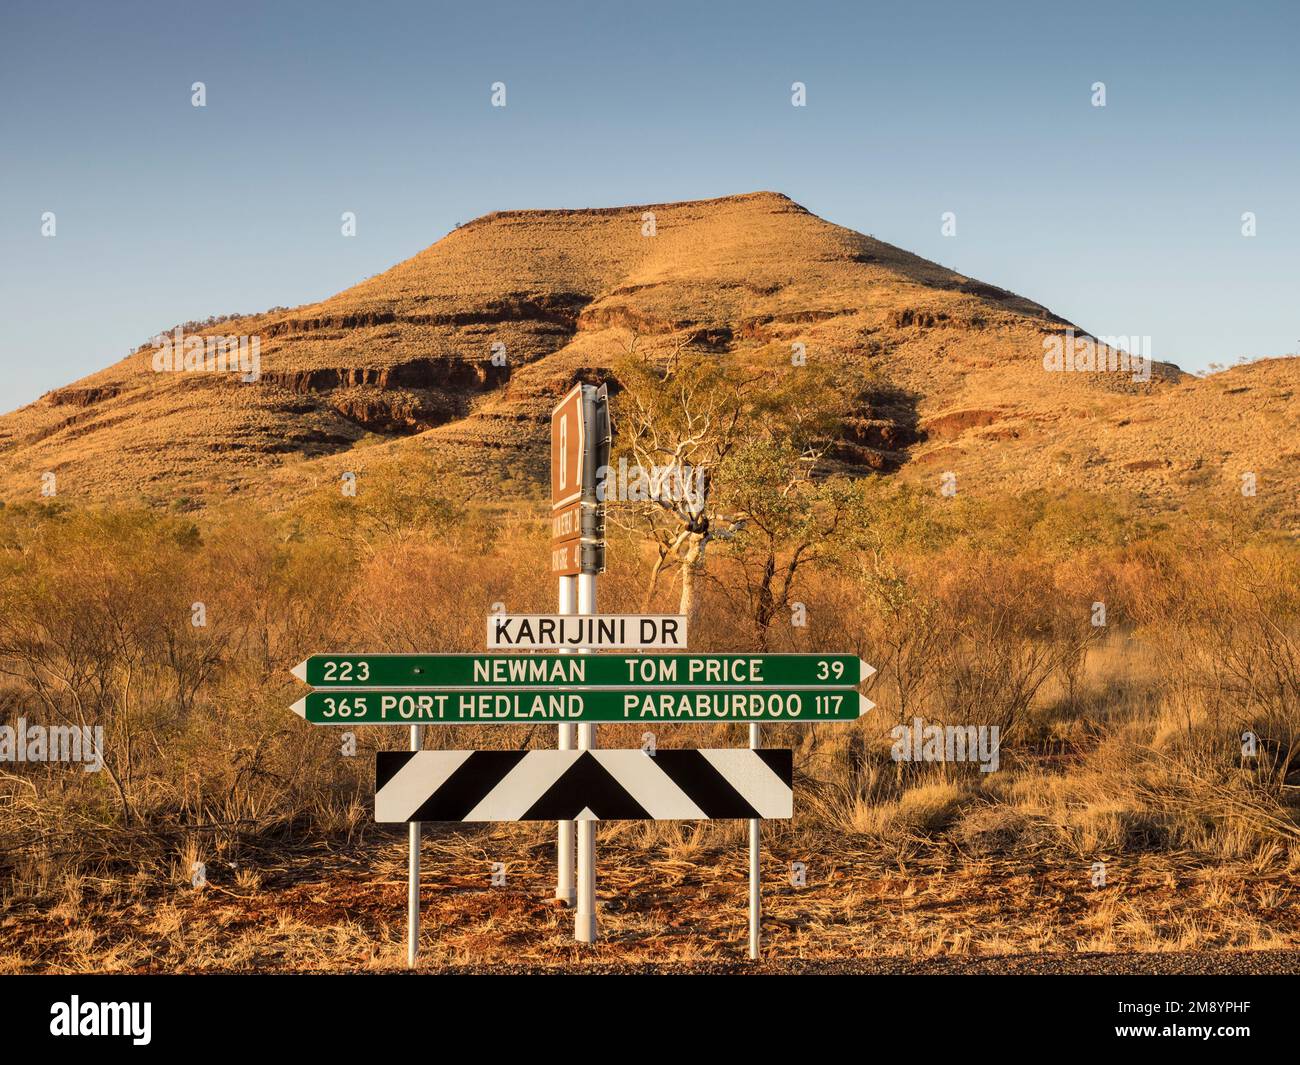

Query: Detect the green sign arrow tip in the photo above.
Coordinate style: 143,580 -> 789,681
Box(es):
858,659 -> 877,683
858,693 -> 876,716
290,696 -> 307,718
291,660 -> 309,684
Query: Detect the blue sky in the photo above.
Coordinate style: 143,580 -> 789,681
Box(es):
2,0 -> 1297,408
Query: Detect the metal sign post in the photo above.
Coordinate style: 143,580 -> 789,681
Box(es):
407,722 -> 421,967
556,575 -> 577,906
575,570 -> 597,943
574,383 -> 608,944
749,721 -> 760,960
552,383 -> 586,907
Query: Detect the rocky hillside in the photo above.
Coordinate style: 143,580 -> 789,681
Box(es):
1,192 -> 1296,524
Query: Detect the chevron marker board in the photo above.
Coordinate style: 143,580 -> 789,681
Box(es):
375,749 -> 793,822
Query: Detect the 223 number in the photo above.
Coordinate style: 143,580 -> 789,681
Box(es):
321,660 -> 371,683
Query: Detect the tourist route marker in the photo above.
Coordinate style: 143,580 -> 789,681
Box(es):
292,687 -> 873,724
551,382 -> 585,511
291,652 -> 875,688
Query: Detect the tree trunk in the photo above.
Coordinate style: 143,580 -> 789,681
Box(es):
754,550 -> 777,651
677,534 -> 705,620
641,544 -> 670,613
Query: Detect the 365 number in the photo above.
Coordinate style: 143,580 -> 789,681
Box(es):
320,695 -> 369,719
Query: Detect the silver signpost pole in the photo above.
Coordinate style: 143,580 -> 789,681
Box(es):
407,722 -> 422,968
749,721 -> 760,959
574,383 -> 605,943
575,570 -> 597,942
556,575 -> 577,905
551,383 -> 585,906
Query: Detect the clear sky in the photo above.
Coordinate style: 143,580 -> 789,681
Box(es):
2,0 -> 1297,409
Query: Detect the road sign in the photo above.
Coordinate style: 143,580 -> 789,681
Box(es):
551,502 -> 583,542
552,386 -> 607,580
551,383 -> 585,510
551,541 -> 606,576
292,652 -> 875,688
375,749 -> 793,822
292,687 -> 871,724
487,613 -> 687,649
552,542 -> 605,576
551,540 -> 582,576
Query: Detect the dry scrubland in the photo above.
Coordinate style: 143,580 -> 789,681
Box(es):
3,192 -> 1296,971
1,462 -> 1297,971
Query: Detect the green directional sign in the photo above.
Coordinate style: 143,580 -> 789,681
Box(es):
292,653 -> 873,689
292,687 -> 872,724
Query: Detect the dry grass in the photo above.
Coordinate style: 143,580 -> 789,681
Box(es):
2,828 -> 1296,973
0,482 -> 1297,971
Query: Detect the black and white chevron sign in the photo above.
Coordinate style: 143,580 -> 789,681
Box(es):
375,749 -> 793,822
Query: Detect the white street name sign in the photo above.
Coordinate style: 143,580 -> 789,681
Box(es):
487,614 -> 688,650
